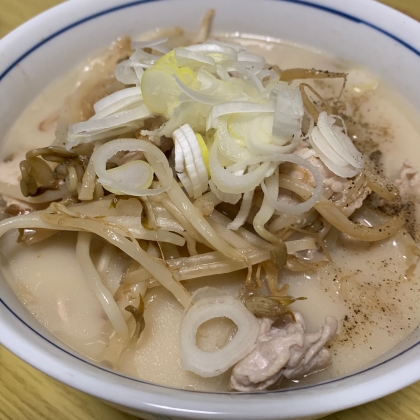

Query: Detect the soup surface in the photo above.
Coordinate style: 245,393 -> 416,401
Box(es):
1,32 -> 420,391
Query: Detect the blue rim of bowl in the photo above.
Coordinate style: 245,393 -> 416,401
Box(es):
0,0 -> 419,398
1,0 -> 420,83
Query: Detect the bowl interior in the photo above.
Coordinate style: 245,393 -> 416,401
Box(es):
1,1 -> 420,419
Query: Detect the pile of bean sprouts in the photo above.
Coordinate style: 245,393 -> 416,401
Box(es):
0,13 -> 407,380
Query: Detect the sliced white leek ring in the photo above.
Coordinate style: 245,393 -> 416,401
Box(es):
93,87 -> 142,114
216,117 -> 253,163
141,66 -> 181,115
180,125 -> 208,194
208,179 -> 241,205
318,112 -> 363,168
173,124 -> 209,199
310,126 -> 349,167
206,101 -> 275,131
246,116 -> 300,156
177,171 -> 194,197
309,111 -> 364,178
92,138 -> 172,196
173,127 -> 201,198
174,48 -> 216,69
272,83 -> 304,139
70,104 -> 152,135
209,139 -> 270,194
185,44 -> 238,62
180,295 -> 260,377
101,161 -> 154,195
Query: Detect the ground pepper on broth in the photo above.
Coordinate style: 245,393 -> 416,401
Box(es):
0,14 -> 420,392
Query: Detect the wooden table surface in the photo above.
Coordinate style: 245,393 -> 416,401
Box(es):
1,0 -> 420,419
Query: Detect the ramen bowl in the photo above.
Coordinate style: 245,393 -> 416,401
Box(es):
1,0 -> 420,419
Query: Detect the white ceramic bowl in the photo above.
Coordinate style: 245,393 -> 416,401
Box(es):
1,1 -> 420,419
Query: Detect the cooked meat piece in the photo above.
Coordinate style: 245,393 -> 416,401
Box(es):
395,159 -> 420,197
230,312 -> 338,391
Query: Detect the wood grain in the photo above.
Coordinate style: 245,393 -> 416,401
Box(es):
0,346 -> 137,420
1,0 -> 420,419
